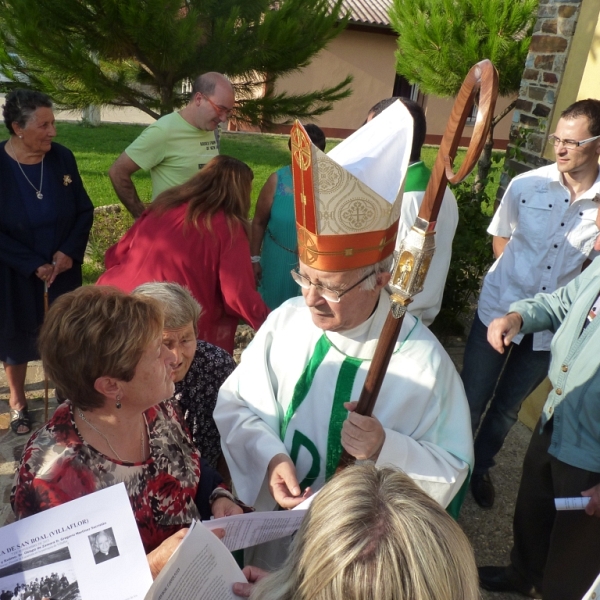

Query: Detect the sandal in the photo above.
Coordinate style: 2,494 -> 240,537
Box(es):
10,406 -> 31,436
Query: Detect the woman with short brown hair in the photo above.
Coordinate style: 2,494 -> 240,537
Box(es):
11,286 -> 243,570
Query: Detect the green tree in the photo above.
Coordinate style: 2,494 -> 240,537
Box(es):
0,0 -> 351,126
389,0 -> 538,185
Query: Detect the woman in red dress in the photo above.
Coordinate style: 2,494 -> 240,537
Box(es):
97,155 -> 269,354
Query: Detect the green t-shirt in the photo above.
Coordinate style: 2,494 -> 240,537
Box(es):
125,112 -> 219,199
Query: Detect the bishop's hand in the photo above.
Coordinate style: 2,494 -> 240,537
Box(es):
342,401 -> 385,461
267,453 -> 311,509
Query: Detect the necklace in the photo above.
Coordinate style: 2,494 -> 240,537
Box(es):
9,137 -> 44,199
77,408 -> 146,462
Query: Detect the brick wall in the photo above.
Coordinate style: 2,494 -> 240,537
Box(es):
496,0 -> 583,201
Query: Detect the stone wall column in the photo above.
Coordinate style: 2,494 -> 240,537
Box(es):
496,0 -> 583,200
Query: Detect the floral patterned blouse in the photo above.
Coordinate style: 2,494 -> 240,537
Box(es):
174,340 -> 236,468
11,401 -> 201,553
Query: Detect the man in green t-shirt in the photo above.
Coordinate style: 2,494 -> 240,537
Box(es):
109,72 -> 235,218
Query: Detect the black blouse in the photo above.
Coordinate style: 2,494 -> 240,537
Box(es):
174,340 -> 236,468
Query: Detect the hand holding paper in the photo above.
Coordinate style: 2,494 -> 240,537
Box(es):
267,453 -> 311,508
581,483 -> 600,517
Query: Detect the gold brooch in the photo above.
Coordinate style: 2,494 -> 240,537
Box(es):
63,175 -> 72,186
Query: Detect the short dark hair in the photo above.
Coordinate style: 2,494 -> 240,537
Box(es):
191,72 -> 232,97
288,123 -> 327,152
561,99 -> 600,136
3,89 -> 52,135
368,97 -> 426,163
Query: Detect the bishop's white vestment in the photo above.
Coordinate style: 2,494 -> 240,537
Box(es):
215,289 -> 473,516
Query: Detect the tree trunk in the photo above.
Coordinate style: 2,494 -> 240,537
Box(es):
472,98 -> 517,194
473,124 -> 495,194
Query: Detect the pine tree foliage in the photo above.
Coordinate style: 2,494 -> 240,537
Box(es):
0,0 -> 352,126
390,0 -> 538,98
390,0 -> 538,187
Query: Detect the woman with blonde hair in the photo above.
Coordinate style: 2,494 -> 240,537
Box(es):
239,464 -> 479,600
98,155 -> 269,354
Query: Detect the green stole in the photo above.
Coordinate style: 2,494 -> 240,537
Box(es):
280,334 -> 362,490
404,161 -> 431,193
280,319 -> 417,491
280,315 -> 469,520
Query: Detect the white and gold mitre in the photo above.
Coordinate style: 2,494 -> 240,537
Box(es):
291,101 -> 413,271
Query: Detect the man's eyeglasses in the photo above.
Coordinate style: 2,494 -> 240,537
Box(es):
290,269 -> 375,303
201,94 -> 234,118
548,134 -> 600,150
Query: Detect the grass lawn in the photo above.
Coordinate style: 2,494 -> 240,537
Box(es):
1,121 -> 503,216
0,123 -> 340,213
1,120 -> 504,285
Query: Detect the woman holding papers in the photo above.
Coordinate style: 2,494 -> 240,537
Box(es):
11,286 -> 244,562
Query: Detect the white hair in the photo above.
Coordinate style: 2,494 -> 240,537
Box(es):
359,256 -> 394,291
132,282 -> 202,333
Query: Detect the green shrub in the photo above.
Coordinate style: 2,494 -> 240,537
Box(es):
434,158 -> 502,336
83,205 -> 134,285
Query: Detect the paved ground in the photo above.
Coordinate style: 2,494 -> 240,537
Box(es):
0,335 -> 532,599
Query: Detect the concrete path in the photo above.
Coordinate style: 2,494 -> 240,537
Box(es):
0,362 -> 59,528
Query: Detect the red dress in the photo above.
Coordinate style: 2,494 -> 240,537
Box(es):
97,206 -> 269,354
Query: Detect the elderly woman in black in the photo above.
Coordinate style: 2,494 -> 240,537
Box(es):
1,89 -> 93,434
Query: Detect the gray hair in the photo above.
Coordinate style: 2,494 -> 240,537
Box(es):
191,72 -> 233,97
3,89 -> 53,135
359,255 -> 394,291
131,282 -> 202,333
252,465 -> 479,600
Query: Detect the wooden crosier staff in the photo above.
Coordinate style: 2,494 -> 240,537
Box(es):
337,59 -> 499,471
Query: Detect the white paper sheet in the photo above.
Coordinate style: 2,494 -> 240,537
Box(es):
145,521 -> 246,600
0,484 -> 152,600
582,571 -> 600,600
202,510 -> 307,552
554,496 -> 591,510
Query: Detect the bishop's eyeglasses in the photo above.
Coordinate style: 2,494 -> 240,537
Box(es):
290,269 -> 375,303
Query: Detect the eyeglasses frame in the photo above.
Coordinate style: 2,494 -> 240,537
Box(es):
548,133 -> 600,150
200,93 -> 234,119
290,268 -> 376,303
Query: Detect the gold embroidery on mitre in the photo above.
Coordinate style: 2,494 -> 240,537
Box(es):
338,197 -> 377,232
297,228 -> 318,265
297,232 -> 395,262
317,157 -> 345,195
291,128 -> 312,171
